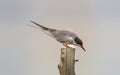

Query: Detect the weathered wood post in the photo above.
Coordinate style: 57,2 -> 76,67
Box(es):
58,48 -> 76,75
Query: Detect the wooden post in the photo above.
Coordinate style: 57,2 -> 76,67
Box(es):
58,48 -> 76,75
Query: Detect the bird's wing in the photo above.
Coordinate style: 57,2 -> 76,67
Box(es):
52,30 -> 74,44
30,21 -> 56,37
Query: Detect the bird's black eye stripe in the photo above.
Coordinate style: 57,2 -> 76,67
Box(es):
74,37 -> 82,45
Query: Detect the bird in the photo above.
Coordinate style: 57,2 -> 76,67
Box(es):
30,21 -> 86,52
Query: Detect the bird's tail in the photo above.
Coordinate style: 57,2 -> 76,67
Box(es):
30,21 -> 49,30
30,21 -> 56,37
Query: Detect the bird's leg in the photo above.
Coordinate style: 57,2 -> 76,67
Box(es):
63,44 -> 71,48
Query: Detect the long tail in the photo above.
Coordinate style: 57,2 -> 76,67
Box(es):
30,21 -> 50,30
30,21 -> 56,37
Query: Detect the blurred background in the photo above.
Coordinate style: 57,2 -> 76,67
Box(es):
0,0 -> 120,75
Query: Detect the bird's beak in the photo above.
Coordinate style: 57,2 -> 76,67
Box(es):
80,45 -> 86,52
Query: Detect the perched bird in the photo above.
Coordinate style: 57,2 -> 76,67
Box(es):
30,21 -> 86,52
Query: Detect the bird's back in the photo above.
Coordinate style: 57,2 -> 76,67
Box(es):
52,30 -> 77,43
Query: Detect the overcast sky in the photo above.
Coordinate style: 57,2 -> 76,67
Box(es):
0,0 -> 120,75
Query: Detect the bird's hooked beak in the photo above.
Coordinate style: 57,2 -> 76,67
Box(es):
80,45 -> 86,52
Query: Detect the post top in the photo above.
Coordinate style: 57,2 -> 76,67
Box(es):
61,47 -> 76,50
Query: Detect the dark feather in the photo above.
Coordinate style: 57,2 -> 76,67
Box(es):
74,37 -> 83,45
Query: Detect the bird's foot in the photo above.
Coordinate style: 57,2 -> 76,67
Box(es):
63,44 -> 71,48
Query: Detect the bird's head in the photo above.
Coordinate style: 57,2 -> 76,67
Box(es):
74,37 -> 86,52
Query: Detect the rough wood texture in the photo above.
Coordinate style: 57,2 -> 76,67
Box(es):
58,48 -> 76,75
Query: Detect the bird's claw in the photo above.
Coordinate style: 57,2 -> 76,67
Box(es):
63,44 -> 71,48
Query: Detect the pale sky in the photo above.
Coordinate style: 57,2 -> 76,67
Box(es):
0,0 -> 120,75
